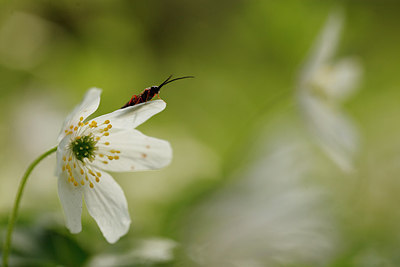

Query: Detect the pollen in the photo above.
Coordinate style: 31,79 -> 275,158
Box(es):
114,156 -> 119,160
107,155 -> 114,160
80,117 -> 84,121
104,120 -> 110,124
104,142 -> 110,145
89,182 -> 94,188
95,177 -> 100,183
104,132 -> 109,136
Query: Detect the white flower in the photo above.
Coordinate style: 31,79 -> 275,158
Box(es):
297,11 -> 362,172
56,88 -> 172,243
88,237 -> 178,267
183,135 -> 337,266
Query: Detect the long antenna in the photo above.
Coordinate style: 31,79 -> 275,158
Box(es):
158,75 -> 194,89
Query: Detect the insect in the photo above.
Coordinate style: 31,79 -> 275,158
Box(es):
121,75 -> 194,109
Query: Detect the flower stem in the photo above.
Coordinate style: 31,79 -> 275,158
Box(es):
2,146 -> 57,267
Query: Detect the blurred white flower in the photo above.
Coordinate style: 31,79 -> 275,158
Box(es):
87,237 -> 178,266
297,11 -> 362,172
183,135 -> 337,266
56,88 -> 172,243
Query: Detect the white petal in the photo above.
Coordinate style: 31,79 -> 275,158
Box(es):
93,129 -> 172,172
55,135 -> 71,176
299,95 -> 358,172
299,10 -> 343,86
83,170 -> 131,243
93,100 -> 166,130
57,88 -> 102,142
58,172 -> 83,234
322,58 -> 362,101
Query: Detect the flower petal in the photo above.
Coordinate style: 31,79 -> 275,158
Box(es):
57,88 -> 102,142
93,100 -> 166,130
58,172 -> 83,234
93,129 -> 172,172
299,11 -> 343,86
299,95 -> 358,172
83,170 -> 131,243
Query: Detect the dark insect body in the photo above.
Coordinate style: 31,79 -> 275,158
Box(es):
121,75 -> 194,109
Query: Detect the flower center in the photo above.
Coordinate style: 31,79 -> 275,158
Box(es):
70,135 -> 97,162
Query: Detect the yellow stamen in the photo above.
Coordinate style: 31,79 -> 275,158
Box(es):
104,120 -> 110,124
104,142 -> 110,145
89,182 -> 94,188
95,177 -> 100,183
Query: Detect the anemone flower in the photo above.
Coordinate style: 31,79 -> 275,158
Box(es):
56,88 -> 172,243
297,11 -> 362,172
182,135 -> 337,266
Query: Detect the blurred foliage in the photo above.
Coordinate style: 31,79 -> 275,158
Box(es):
1,0 -> 400,266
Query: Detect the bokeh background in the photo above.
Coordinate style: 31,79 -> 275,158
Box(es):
1,0 -> 400,266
